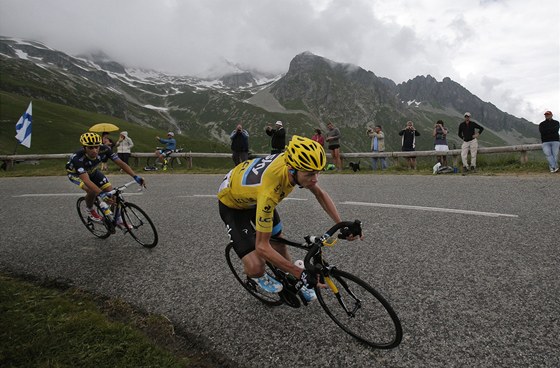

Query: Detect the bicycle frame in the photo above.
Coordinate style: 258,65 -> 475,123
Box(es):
97,180 -> 138,227
270,221 -> 358,306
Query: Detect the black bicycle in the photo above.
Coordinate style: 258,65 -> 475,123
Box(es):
225,220 -> 402,349
76,181 -> 158,248
145,147 -> 184,171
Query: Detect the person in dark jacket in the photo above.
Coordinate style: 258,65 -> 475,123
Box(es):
539,111 -> 559,173
399,121 -> 420,169
265,121 -> 286,154
458,112 -> 484,173
230,123 -> 250,165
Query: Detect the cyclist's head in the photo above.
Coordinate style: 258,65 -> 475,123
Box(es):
80,132 -> 102,147
284,135 -> 326,172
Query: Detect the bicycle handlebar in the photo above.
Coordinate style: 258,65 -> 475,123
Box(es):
303,220 -> 362,272
103,180 -> 142,196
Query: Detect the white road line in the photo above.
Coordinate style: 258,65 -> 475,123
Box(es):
178,194 -> 216,198
14,193 -> 143,197
340,201 -> 518,218
179,195 -> 308,201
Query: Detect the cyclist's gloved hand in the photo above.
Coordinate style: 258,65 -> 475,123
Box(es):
339,220 -> 363,240
133,175 -> 144,186
299,269 -> 317,289
98,191 -> 112,200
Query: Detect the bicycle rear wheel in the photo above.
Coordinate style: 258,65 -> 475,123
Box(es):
121,202 -> 158,248
225,243 -> 283,306
316,269 -> 402,349
76,197 -> 111,239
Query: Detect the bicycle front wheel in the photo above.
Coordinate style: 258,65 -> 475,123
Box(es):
121,202 -> 158,248
316,269 -> 402,349
76,197 -> 111,239
225,243 -> 283,306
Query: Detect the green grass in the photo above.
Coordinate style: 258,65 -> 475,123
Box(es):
0,91 -> 229,156
0,274 -> 198,368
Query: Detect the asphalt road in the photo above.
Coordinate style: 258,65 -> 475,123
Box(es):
1,173 -> 559,368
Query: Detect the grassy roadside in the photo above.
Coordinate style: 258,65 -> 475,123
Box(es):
0,152 -> 555,177
0,274 -> 224,368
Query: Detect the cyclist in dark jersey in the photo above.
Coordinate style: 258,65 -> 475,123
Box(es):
66,132 -> 145,223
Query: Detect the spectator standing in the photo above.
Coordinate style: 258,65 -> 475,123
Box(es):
433,120 -> 449,166
230,123 -> 250,165
265,121 -> 286,154
367,125 -> 387,170
458,112 -> 484,173
155,132 -> 177,167
311,128 -> 325,147
100,132 -> 114,171
398,121 -> 420,169
326,122 -> 342,171
115,131 -> 134,167
538,111 -> 559,173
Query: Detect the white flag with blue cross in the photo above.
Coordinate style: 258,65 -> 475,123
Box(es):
15,102 -> 32,148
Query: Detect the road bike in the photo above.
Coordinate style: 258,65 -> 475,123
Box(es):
76,181 -> 158,248
144,147 -> 184,171
225,220 -> 402,349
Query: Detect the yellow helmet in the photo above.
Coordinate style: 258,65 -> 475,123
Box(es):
80,132 -> 102,146
284,135 -> 326,171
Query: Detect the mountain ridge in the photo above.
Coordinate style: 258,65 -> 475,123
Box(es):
0,36 -> 539,154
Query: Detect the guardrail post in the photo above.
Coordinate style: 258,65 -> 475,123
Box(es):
520,150 -> 528,164
451,153 -> 460,168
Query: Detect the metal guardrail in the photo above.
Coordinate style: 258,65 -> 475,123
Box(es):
0,143 -> 544,169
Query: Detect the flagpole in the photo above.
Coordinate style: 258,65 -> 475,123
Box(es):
7,139 -> 19,170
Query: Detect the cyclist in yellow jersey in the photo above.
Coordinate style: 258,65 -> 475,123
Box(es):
218,135 -> 362,302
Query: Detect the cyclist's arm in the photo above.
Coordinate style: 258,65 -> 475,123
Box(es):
113,159 -> 143,186
255,230 -> 303,277
308,184 -> 342,224
309,184 -> 361,240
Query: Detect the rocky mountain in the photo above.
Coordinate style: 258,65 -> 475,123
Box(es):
396,75 -> 538,143
0,36 -> 539,154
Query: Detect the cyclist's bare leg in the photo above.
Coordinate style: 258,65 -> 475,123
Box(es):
155,150 -> 163,164
241,251 -> 266,278
240,240 -> 291,276
83,184 -> 113,208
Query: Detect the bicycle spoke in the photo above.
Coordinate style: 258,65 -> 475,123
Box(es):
317,269 -> 402,349
121,202 -> 158,248
76,197 -> 111,239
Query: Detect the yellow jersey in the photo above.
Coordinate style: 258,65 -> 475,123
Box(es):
218,153 -> 295,232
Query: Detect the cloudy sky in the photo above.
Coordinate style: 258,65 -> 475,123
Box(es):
1,0 -> 558,123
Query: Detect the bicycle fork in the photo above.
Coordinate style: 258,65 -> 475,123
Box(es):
324,274 -> 362,317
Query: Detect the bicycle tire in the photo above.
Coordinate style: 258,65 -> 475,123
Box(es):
120,202 -> 158,248
76,197 -> 111,239
225,243 -> 283,306
316,269 -> 402,349
146,156 -> 176,169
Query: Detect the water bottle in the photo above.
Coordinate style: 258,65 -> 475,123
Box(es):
98,201 -> 113,220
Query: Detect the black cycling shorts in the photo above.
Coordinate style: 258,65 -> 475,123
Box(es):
68,170 -> 111,191
158,149 -> 173,156
218,201 -> 282,259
